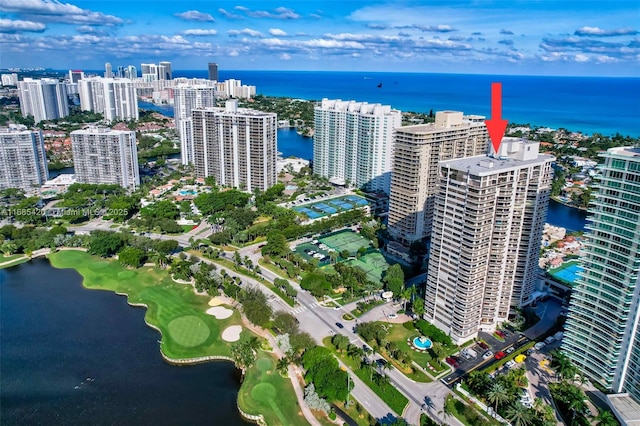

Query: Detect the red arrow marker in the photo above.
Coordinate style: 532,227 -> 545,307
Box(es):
485,82 -> 508,155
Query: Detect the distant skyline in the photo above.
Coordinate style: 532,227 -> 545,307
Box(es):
0,0 -> 638,77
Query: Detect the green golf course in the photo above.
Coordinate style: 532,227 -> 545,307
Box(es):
48,250 -> 307,425
238,352 -> 308,426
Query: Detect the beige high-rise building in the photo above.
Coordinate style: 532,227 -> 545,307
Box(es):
0,125 -> 48,193
387,111 -> 488,244
192,100 -> 277,192
425,138 -> 554,344
71,127 -> 139,190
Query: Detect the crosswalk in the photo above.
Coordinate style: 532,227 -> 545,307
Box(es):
291,302 -> 320,315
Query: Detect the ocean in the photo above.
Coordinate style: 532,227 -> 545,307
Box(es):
170,70 -> 639,137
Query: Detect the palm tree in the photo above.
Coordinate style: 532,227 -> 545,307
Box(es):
505,403 -> 534,426
401,287 -> 412,312
595,410 -> 618,426
276,357 -> 289,376
487,382 -> 511,413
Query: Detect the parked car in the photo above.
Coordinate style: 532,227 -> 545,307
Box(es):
496,330 -> 506,338
505,360 -> 516,369
478,341 -> 489,350
388,313 -> 398,319
335,322 -> 344,329
506,347 -> 515,354
534,342 -> 546,350
333,306 -> 341,310
483,351 -> 494,360
495,351 -> 506,360
544,336 -> 556,345
445,357 -> 459,368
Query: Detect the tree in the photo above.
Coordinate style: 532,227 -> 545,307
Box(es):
487,382 -> 510,412
1,241 -> 17,256
413,298 -> 425,318
595,410 -> 618,426
276,357 -> 290,376
88,231 -> 124,257
231,340 -> 257,371
117,246 -> 145,268
383,264 -> 404,297
505,403 -> 534,426
262,230 -> 289,258
239,287 -> 272,327
331,334 -> 350,352
273,311 -> 299,335
401,287 -> 413,311
430,342 -> 446,363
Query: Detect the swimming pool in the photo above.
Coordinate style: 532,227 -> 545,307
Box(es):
179,190 -> 197,196
549,262 -> 583,285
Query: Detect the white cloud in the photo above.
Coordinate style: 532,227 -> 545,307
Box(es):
228,28 -> 263,37
269,28 -> 287,36
234,6 -> 300,19
575,26 -> 638,37
182,29 -> 218,36
0,0 -> 123,25
174,10 -> 214,22
280,53 -> 291,60
0,18 -> 45,33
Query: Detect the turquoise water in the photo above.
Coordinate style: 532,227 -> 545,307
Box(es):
179,190 -> 197,196
413,337 -> 433,350
550,263 -> 584,284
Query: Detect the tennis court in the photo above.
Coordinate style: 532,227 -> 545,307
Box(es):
293,206 -> 323,219
344,252 -> 389,284
319,230 -> 370,255
313,203 -> 338,214
328,200 -> 354,210
291,195 -> 370,220
345,196 -> 368,206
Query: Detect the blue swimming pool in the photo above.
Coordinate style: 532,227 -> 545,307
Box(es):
549,262 -> 583,285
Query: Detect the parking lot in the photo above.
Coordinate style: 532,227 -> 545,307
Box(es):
442,329 -> 531,385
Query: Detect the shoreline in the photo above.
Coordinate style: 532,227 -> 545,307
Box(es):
551,196 -> 589,212
45,254 -> 278,426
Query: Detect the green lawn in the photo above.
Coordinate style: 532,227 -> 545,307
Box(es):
0,254 -> 29,269
49,251 -> 307,425
49,250 -> 245,360
237,351 -> 308,426
323,337 -> 409,415
382,323 -> 445,375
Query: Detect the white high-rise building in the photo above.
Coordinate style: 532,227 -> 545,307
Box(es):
0,125 -> 48,193
387,111 -> 488,244
313,99 -> 402,193
125,65 -> 137,79
1,73 -> 18,86
68,70 -> 84,83
563,146 -> 640,401
104,62 -> 113,78
159,61 -> 172,80
192,100 -> 277,192
71,127 -> 140,190
173,84 -> 217,165
17,78 -> 69,124
424,139 -> 554,344
78,78 -> 138,122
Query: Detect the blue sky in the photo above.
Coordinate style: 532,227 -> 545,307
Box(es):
0,0 -> 638,76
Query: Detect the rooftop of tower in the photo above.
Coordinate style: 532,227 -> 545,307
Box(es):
606,146 -> 640,158
440,137 -> 555,176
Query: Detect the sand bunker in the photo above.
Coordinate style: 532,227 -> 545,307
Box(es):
208,297 -> 223,307
206,306 -> 233,319
222,325 -> 242,342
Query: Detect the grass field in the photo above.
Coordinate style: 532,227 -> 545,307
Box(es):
49,250 -> 246,360
238,351 -> 307,425
0,254 -> 29,269
49,251 -> 306,425
381,323 -> 445,375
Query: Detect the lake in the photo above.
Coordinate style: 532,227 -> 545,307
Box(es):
0,259 -> 248,425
